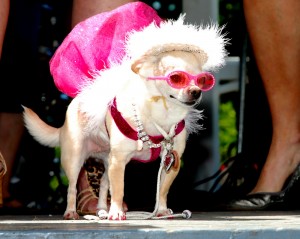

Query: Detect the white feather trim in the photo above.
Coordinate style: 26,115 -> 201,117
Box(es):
125,14 -> 228,72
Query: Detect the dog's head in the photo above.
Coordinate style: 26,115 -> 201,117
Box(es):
131,50 -> 208,107
125,14 -> 228,108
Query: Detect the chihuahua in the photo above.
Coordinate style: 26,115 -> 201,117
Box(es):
23,16 -> 227,220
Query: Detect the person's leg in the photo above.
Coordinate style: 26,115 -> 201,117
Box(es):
0,113 -> 24,206
71,0 -> 136,28
0,0 -> 9,58
243,0 -> 300,193
0,1 -> 10,204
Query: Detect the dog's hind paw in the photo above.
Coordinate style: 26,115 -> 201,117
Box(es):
97,209 -> 108,220
63,211 -> 80,220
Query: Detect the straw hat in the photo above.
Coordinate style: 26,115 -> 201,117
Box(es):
125,14 -> 228,72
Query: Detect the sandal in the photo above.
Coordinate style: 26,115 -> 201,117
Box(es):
76,157 -> 105,215
0,152 -> 7,207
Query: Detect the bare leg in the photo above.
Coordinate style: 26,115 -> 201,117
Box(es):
0,113 -> 24,203
71,0 -> 136,28
243,0 -> 300,193
0,0 -> 10,182
0,0 -> 9,58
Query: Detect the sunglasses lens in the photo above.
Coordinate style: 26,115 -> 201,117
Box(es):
197,74 -> 214,90
168,72 -> 189,88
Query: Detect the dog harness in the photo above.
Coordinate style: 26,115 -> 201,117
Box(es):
109,98 -> 185,163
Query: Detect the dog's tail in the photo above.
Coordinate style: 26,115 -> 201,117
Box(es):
23,106 -> 60,148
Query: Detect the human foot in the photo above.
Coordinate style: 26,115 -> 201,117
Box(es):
250,141 -> 300,194
223,164 -> 300,211
76,157 -> 105,215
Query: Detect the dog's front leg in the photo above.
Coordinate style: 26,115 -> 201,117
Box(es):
107,151 -> 127,220
156,131 -> 186,217
156,160 -> 181,217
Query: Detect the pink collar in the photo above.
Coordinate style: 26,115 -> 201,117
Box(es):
109,98 -> 185,162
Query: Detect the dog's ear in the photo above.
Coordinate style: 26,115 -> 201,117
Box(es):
131,56 -> 147,74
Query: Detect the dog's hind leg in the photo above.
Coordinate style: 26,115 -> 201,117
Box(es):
61,148 -> 86,220
97,159 -> 109,218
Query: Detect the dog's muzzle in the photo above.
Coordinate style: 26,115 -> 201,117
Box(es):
170,86 -> 203,106
187,86 -> 202,101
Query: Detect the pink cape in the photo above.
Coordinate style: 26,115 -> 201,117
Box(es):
49,2 -> 162,98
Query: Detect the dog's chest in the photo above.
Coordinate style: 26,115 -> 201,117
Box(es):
131,148 -> 155,162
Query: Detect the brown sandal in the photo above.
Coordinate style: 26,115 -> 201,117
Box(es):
76,157 -> 105,215
0,152 -> 7,207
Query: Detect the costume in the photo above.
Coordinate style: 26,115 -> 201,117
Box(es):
50,2 -> 162,98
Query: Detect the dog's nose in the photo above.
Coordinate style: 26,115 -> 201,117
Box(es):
188,86 -> 202,100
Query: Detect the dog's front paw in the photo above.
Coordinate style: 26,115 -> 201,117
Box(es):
108,206 -> 126,220
63,210 -> 80,220
156,208 -> 173,218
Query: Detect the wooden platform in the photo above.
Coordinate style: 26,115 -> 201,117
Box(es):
1,211 -> 300,239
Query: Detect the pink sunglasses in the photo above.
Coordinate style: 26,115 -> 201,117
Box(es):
148,70 -> 215,91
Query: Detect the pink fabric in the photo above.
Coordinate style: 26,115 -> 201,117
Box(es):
49,2 -> 162,98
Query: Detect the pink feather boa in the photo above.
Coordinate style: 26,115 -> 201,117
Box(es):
49,2 -> 162,98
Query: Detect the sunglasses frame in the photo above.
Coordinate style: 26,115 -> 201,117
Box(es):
147,70 -> 215,91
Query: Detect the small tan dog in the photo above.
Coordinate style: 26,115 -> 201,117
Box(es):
23,16 -> 227,220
